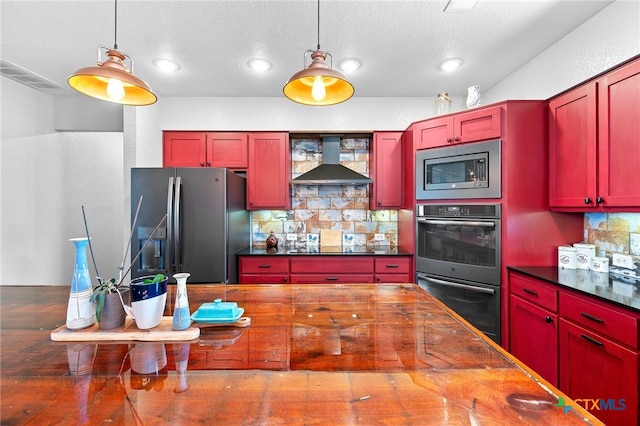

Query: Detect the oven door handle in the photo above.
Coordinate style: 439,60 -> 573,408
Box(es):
417,219 -> 496,227
417,274 -> 495,294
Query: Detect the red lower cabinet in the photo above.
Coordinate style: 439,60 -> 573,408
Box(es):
510,295 -> 558,386
559,319 -> 638,425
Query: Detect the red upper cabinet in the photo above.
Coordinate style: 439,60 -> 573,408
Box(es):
370,131 -> 403,209
597,59 -> 640,208
163,131 -> 248,169
549,57 -> 640,211
415,106 -> 502,149
454,106 -> 502,143
206,132 -> 248,169
548,84 -> 598,208
163,132 -> 207,167
247,132 -> 291,210
414,116 -> 452,150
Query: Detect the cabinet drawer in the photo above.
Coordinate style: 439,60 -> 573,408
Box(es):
560,291 -> 638,348
240,274 -> 288,284
509,272 -> 558,312
374,257 -> 410,274
240,257 -> 290,274
290,257 -> 374,274
375,274 -> 411,283
290,274 -> 374,284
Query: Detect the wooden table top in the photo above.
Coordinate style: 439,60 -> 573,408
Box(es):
1,283 -> 602,425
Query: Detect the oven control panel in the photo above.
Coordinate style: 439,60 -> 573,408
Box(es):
416,204 -> 500,218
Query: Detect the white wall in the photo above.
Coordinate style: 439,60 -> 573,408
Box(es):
1,78 -> 125,285
484,0 -> 640,103
2,0 -> 639,286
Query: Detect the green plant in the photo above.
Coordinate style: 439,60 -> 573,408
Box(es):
90,278 -> 120,322
142,274 -> 166,284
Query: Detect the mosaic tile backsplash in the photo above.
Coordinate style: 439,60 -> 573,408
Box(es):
584,212 -> 640,275
251,137 -> 398,248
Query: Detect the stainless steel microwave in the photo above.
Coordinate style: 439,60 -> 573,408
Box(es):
416,139 -> 501,200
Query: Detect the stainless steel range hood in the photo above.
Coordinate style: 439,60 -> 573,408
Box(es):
292,136 -> 373,185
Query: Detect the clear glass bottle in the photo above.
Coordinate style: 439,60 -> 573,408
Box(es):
172,272 -> 191,330
435,92 -> 451,115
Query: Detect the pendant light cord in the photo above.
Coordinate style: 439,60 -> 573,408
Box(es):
113,0 -> 118,50
316,0 -> 320,50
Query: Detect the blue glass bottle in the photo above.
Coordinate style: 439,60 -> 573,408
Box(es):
66,238 -> 96,329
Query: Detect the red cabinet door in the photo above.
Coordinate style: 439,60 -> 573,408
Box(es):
548,83 -> 598,208
370,132 -> 403,209
247,132 -> 291,210
559,319 -> 638,425
454,106 -> 501,143
163,132 -> 207,167
598,59 -> 640,207
509,295 -> 558,386
415,116 -> 453,150
207,132 -> 248,169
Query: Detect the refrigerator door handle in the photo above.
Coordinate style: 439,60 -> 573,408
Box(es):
167,177 -> 175,275
174,176 -> 182,273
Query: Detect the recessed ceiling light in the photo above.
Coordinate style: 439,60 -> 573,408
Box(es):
440,58 -> 463,71
248,58 -> 272,72
153,58 -> 180,72
443,0 -> 478,12
339,59 -> 361,73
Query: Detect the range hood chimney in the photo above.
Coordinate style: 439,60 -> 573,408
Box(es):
292,136 -> 373,185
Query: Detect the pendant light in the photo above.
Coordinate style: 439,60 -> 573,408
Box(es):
283,0 -> 354,106
68,0 -> 157,106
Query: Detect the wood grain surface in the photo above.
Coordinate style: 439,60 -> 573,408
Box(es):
0,284 -> 603,425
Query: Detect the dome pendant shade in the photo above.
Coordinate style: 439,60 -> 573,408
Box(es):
284,50 -> 354,106
68,47 -> 157,106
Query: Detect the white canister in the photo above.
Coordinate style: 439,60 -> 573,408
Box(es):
558,246 -> 577,269
591,256 -> 610,273
573,243 -> 596,270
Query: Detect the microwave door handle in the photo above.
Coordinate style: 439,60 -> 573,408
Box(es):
418,219 -> 496,227
417,274 -> 495,294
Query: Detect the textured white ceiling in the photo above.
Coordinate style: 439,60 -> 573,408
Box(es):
0,0 -> 615,99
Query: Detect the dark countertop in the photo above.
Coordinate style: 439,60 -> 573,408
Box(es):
508,266 -> 640,312
238,246 -> 413,256
0,284 -> 600,425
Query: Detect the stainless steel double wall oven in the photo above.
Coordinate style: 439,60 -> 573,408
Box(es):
416,204 -> 502,344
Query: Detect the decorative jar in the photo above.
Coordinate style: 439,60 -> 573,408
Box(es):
435,92 -> 451,115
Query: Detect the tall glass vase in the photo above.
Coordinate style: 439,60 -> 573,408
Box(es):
66,237 -> 96,329
172,272 -> 192,330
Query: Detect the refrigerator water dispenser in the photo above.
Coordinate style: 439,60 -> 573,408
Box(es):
138,226 -> 167,273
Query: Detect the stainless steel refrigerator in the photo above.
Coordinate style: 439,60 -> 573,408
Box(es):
130,168 -> 249,283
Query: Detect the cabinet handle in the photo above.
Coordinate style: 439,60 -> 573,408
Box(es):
326,277 -> 339,281
283,277 -> 288,282
581,334 -> 604,347
523,288 -> 538,296
580,312 -> 604,323
206,161 -> 211,167
446,137 -> 452,143
386,264 -> 399,268
249,201 -> 254,205
200,162 -> 205,167
454,136 -> 460,142
377,276 -> 381,282
545,316 -> 553,323
377,201 -> 382,206
584,197 -> 592,205
596,196 -> 604,205
258,264 -> 272,269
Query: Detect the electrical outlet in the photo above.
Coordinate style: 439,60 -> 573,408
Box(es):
613,253 -> 633,269
374,233 -> 386,241
286,234 -> 297,241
